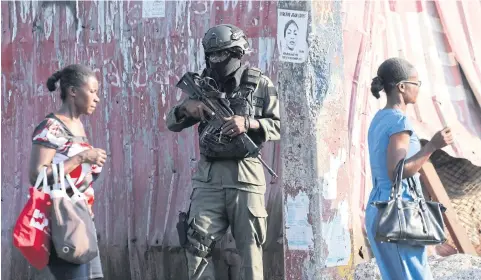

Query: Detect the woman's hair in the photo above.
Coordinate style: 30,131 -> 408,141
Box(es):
284,20 -> 299,37
370,57 -> 415,99
46,64 -> 95,101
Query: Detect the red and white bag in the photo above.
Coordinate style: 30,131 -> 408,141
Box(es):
12,167 -> 52,270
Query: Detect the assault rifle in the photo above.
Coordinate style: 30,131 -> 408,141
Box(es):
176,72 -> 278,178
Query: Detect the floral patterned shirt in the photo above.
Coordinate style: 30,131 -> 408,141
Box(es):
32,113 -> 102,206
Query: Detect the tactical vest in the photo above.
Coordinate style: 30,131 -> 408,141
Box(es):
198,67 -> 263,160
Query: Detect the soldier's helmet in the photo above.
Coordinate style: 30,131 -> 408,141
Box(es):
202,24 -> 250,55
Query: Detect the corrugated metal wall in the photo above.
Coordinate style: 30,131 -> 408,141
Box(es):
3,0 -> 481,279
1,1 -> 282,279
343,0 -> 481,263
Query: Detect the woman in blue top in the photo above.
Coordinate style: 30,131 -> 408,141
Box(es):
366,58 -> 453,280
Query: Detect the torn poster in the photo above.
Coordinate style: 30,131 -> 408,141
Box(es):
322,200 -> 351,267
285,191 -> 314,250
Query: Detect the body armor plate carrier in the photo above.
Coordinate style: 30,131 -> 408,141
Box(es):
198,67 -> 262,160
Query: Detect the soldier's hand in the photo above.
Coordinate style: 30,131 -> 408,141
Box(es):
180,99 -> 215,121
222,116 -> 247,137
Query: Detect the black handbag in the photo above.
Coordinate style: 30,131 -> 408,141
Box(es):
371,158 -> 447,246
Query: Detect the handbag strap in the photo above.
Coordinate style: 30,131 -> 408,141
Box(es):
390,158 -> 406,199
407,177 -> 430,234
52,163 -> 60,191
41,167 -> 49,195
65,173 -> 84,200
59,161 -> 66,192
33,166 -> 47,189
407,177 -> 421,199
391,158 -> 425,201
52,161 -> 85,200
408,177 -> 428,208
33,166 -> 50,195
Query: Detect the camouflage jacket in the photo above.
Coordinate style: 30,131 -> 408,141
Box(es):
166,66 -> 280,193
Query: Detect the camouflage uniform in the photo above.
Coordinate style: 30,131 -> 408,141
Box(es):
166,25 -> 280,280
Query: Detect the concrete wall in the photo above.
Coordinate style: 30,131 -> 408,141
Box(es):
279,1 -> 352,279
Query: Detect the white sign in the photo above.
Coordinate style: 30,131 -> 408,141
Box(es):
285,192 -> 314,250
277,9 -> 308,63
142,0 -> 166,18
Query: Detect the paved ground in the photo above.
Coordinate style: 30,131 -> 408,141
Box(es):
355,254 -> 481,280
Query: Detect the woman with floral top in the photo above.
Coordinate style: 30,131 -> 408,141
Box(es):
28,64 -> 107,280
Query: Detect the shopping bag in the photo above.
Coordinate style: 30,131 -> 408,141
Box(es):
12,167 -> 52,270
50,162 -> 98,264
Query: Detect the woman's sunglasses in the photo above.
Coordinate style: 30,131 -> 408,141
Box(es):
397,80 -> 422,87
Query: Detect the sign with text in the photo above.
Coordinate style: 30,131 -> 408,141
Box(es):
277,9 -> 308,63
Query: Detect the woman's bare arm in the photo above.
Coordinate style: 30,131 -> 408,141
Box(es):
386,132 -> 437,181
386,126 -> 453,181
28,144 -> 86,186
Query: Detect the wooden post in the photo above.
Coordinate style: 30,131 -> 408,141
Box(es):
419,161 -> 477,255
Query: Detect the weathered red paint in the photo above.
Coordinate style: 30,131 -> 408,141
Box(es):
3,0 -> 481,279
1,1 -> 281,279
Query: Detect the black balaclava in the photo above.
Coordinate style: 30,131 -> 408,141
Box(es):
206,49 -> 241,81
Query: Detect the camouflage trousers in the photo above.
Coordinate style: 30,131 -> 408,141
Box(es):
185,186 -> 268,280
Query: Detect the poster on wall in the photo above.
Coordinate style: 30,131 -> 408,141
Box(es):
142,0 -> 166,18
285,192 -> 314,250
277,9 -> 308,63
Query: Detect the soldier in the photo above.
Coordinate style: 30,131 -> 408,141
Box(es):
166,24 -> 280,280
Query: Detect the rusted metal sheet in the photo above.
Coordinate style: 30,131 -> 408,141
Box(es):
1,1 -> 282,279
343,0 -> 481,264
